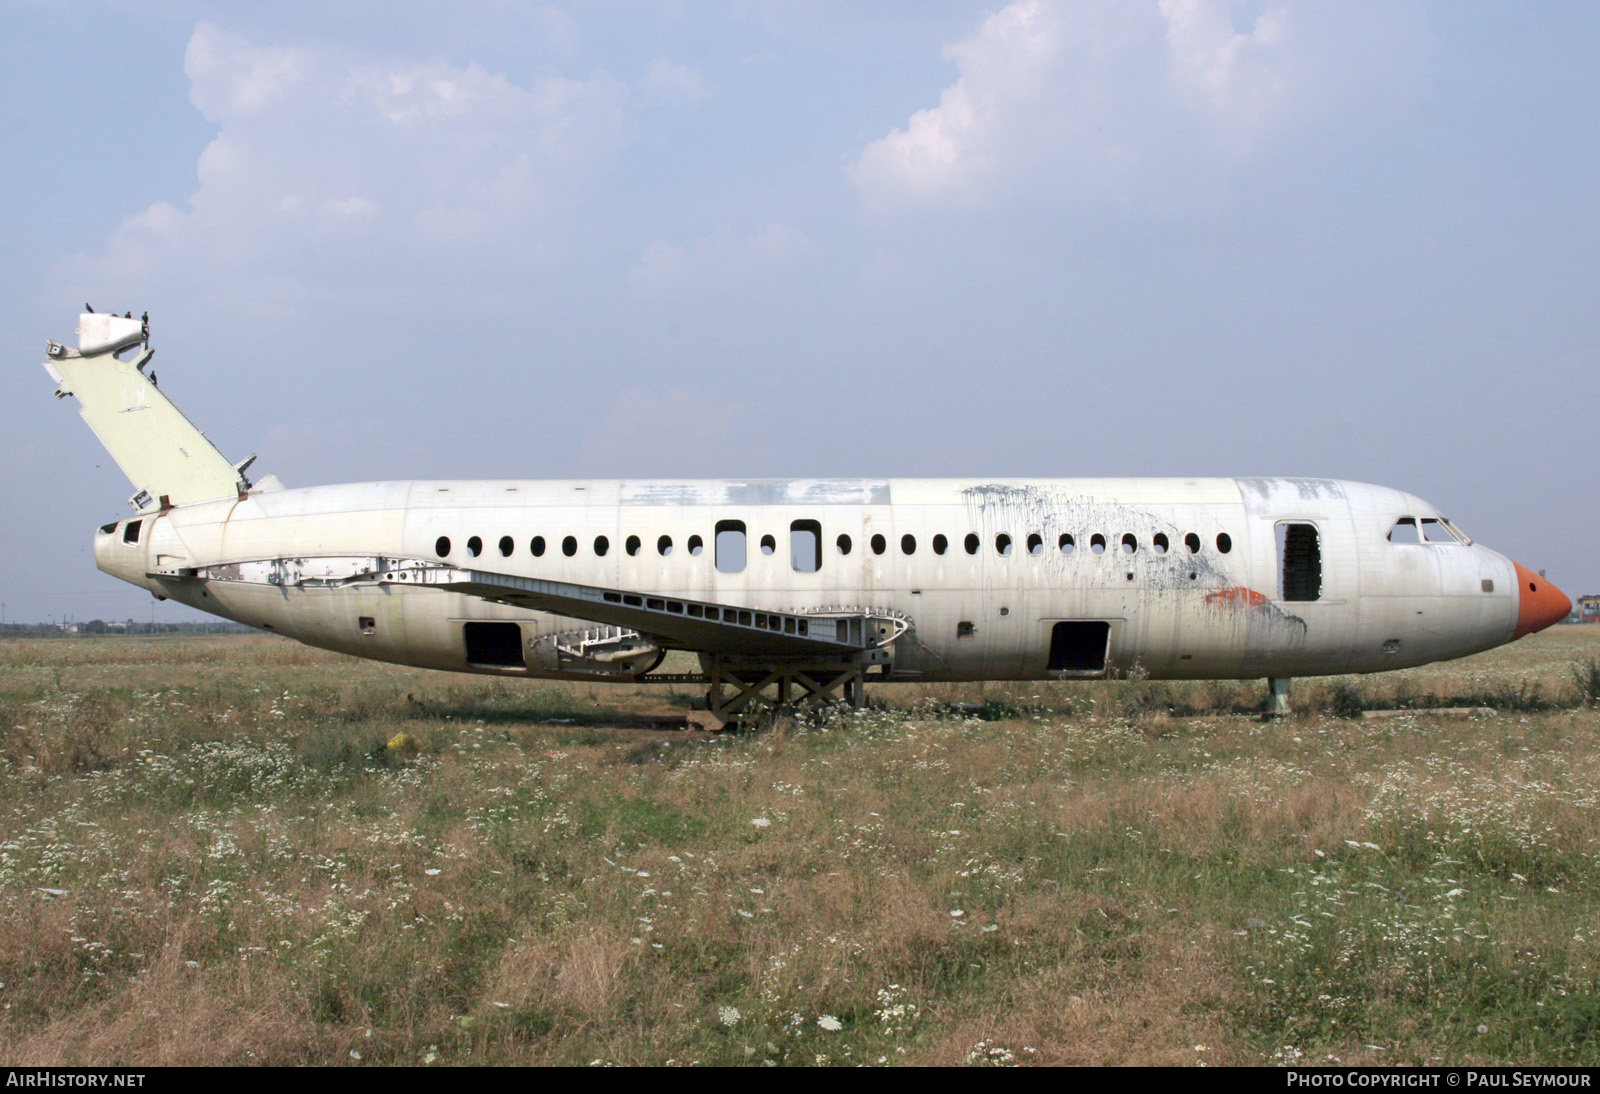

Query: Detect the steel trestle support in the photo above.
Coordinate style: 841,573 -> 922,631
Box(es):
703,656 -> 868,724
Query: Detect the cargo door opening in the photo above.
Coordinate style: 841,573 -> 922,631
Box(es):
1047,621 -> 1111,675
1276,522 -> 1322,602
463,621 -> 525,668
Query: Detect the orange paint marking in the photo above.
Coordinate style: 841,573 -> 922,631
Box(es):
1205,586 -> 1272,610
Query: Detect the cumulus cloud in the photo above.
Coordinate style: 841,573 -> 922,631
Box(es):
57,22 -> 630,303
1161,0 -> 1291,132
852,0 -> 1426,210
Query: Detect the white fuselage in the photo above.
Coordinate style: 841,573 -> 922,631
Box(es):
94,475 -> 1525,683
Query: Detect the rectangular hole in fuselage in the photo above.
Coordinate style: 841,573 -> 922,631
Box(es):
1277,522 -> 1322,602
716,520 -> 747,574
1047,621 -> 1110,674
790,519 -> 821,573
463,621 -> 524,668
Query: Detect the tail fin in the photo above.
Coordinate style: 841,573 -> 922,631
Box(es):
43,312 -> 250,510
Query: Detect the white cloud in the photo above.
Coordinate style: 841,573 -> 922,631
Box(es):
627,224 -> 817,297
640,58 -> 709,105
852,0 -> 1426,211
1161,0 -> 1291,134
56,22 -> 630,303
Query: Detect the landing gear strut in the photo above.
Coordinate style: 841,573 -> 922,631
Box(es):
1266,676 -> 1292,716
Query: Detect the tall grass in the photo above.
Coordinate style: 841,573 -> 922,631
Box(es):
0,627 -> 1597,1065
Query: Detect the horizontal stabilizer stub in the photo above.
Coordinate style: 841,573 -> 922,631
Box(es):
76,312 -> 145,357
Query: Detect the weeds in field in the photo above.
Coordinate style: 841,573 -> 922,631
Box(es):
1572,658 -> 1600,709
0,630 -> 1597,1065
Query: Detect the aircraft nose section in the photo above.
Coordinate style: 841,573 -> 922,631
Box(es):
1512,561 -> 1571,638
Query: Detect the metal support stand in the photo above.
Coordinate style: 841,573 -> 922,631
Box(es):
703,657 -> 868,725
1267,676 -> 1292,716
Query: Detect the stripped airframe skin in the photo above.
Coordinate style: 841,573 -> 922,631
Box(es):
47,313 -> 1570,716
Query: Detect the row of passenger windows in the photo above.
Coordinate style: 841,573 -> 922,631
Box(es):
433,521 -> 1235,573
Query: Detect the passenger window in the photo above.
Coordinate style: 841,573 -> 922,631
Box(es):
1216,533 -> 1232,554
837,533 -> 852,555
964,533 -> 980,555
715,521 -> 746,573
498,535 -> 513,557
562,536 -> 577,557
1027,533 -> 1043,555
1152,533 -> 1168,554
435,536 -> 451,558
791,520 -> 821,572
1121,534 -> 1137,554
933,534 -> 948,555
871,533 -> 887,555
530,536 -> 545,557
1059,534 -> 1075,554
901,534 -> 916,555
625,535 -> 641,556
658,535 -> 673,556
996,534 -> 1013,556
1421,518 -> 1455,543
594,535 -> 609,557
688,535 -> 704,556
1388,518 -> 1421,544
1184,532 -> 1201,554
467,536 -> 483,557
760,534 -> 776,556
1090,534 -> 1106,554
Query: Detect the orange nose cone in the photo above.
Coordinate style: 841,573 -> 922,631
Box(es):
1513,561 -> 1571,639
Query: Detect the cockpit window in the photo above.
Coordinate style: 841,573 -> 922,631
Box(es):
1420,518 -> 1457,544
1388,518 -> 1421,544
1390,516 -> 1466,545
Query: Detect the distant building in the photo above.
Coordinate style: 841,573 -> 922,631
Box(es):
1579,595 -> 1600,623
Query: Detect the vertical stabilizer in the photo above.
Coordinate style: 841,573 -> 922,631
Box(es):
44,313 -> 248,510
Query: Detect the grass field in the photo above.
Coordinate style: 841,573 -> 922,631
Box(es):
3,627 -> 1599,1066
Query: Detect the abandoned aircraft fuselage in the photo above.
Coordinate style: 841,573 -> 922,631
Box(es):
94,475 -> 1560,680
48,312 -> 1571,717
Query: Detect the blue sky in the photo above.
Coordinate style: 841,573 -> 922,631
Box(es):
2,1 -> 1596,624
